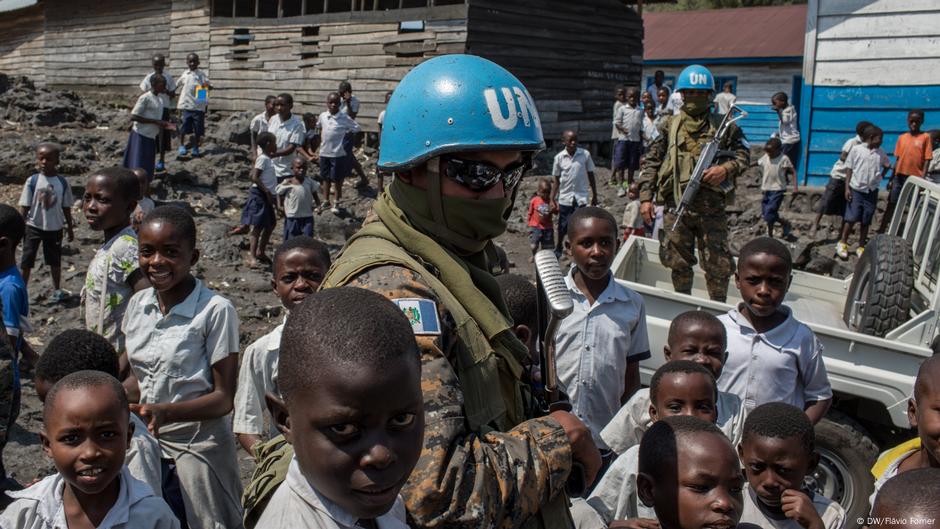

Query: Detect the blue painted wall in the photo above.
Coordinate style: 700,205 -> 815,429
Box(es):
799,85 -> 940,187
737,103 -> 778,145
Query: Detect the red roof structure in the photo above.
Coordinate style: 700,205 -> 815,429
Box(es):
643,4 -> 806,62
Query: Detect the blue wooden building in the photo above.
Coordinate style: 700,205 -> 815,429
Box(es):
800,0 -> 940,186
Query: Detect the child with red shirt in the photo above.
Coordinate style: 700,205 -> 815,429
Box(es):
528,178 -> 555,256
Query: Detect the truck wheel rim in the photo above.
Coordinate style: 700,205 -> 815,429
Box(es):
849,269 -> 871,329
807,447 -> 854,509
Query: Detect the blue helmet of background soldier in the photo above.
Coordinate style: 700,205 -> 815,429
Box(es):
675,64 -> 715,93
378,54 -> 545,172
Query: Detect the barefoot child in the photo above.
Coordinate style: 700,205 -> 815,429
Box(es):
19,142 -> 75,302
81,167 -> 149,356
233,236 -> 331,455
240,132 -> 278,266
256,287 -> 425,528
275,158 -> 321,240
123,206 -> 243,529
738,403 -> 845,529
601,310 -> 746,454
0,370 -> 180,529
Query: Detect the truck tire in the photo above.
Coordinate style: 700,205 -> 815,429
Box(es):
842,234 -> 913,337
809,411 -> 879,527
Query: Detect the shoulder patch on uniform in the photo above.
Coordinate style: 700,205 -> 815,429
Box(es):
392,298 -> 441,336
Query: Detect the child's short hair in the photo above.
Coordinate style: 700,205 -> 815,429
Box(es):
256,131 -> 276,152
148,73 -> 166,87
772,92 -> 788,104
36,329 -> 120,384
327,91 -> 341,102
151,53 -> 165,63
657,86 -> 669,97
279,287 -> 419,402
738,236 -> 793,275
864,125 -> 884,140
667,310 -> 726,349
0,203 -> 26,245
494,274 -> 537,331
264,94 -> 276,104
43,370 -> 128,420
277,93 -> 293,106
872,468 -> 940,519
92,166 -> 141,203
143,205 -> 197,248
856,120 -> 874,137
723,81 -> 734,89
273,236 -> 331,270
626,87 -> 639,97
36,141 -> 61,155
908,109 -> 925,120
638,415 -> 725,476
742,402 -> 814,454
914,354 -> 940,403
566,206 -> 618,239
186,52 -> 199,61
649,360 -> 716,406
302,112 -> 316,123
338,80 -> 352,93
765,137 -> 782,150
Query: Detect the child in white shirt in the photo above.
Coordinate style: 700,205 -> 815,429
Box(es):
317,92 -> 361,214
138,54 -> 176,172
176,53 -> 211,158
275,158 -> 321,240
240,132 -> 279,268
758,138 -> 797,238
772,92 -> 801,167
838,126 -> 890,259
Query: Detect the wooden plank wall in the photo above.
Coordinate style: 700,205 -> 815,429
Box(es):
207,13 -> 468,132
466,0 -> 643,144
170,0 -> 212,71
42,0 -> 172,91
0,5 -> 46,86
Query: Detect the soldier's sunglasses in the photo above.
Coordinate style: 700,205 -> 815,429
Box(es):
441,155 -> 531,193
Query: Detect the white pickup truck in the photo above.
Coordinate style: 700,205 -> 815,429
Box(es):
611,177 -> 938,521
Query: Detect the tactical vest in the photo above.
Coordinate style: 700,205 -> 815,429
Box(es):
656,113 -> 736,206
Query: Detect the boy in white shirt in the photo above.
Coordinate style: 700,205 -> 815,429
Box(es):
551,130 -> 598,255
772,92 -> 801,168
255,287 -> 424,529
759,138 -> 797,238
812,121 -> 872,236
555,207 -> 650,448
234,237 -> 331,455
838,126 -> 890,259
613,88 -> 644,195
176,53 -> 211,158
1,371 -> 179,529
718,237 -> 832,424
316,92 -> 361,215
138,54 -> 176,172
714,81 -> 736,115
275,158 -> 321,239
268,93 -> 307,183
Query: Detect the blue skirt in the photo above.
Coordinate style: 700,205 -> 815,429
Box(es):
240,187 -> 276,229
123,130 -> 157,179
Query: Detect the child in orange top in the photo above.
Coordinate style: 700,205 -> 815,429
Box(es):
527,178 -> 555,256
880,109 -> 932,232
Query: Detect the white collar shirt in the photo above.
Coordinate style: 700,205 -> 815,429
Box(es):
740,485 -> 845,529
233,320 -> 285,438
714,92 -> 736,114
250,112 -> 271,134
139,72 -> 176,108
125,413 -> 165,499
552,148 -> 595,207
176,69 -> 209,111
845,143 -> 890,192
582,445 -> 656,523
830,135 -> 863,180
555,269 -> 651,448
254,457 -> 410,529
717,306 -> 832,413
268,114 -> 307,177
123,279 -> 240,407
758,153 -> 795,192
0,467 -> 180,529
614,104 -> 643,142
317,111 -> 361,158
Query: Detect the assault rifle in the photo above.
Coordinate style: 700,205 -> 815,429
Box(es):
670,105 -> 748,231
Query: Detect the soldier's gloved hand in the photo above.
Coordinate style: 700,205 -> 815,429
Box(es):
702,165 -> 728,185
549,410 -> 602,487
640,201 -> 654,225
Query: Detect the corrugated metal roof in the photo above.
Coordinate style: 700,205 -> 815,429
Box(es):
0,0 -> 37,13
643,4 -> 806,61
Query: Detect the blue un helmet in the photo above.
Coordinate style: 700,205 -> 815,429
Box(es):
378,55 -> 545,171
674,64 -> 715,92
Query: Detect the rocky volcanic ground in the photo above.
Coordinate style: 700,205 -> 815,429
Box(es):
0,74 -> 878,485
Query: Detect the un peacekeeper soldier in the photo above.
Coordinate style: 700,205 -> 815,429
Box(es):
241,54 -> 601,529
638,64 -> 749,302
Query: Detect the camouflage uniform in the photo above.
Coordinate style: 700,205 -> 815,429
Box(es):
638,111 -> 749,301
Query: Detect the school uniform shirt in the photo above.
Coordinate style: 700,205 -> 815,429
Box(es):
894,131 -> 933,177
581,445 -> 656,525
830,135 -> 863,180
126,413 -> 165,498
18,173 -> 74,232
316,111 -> 361,159
610,100 -> 625,139
777,105 -> 800,144
81,226 -> 139,354
268,114 -> 306,178
340,95 -> 360,116
233,321 -> 284,438
555,270 -> 651,447
122,279 -> 240,407
254,457 -> 410,529
0,265 -> 30,347
845,143 -> 890,192
131,91 -> 165,139
758,152 -> 795,192
0,467 -> 180,529
276,179 -> 319,219
552,148 -> 595,207
739,485 -> 846,529
642,114 -> 659,147
717,305 -> 832,413
139,72 -> 176,109
614,104 -> 643,142
254,153 -> 278,194
250,111 -> 271,136
599,387 -> 746,455
714,91 -> 736,114
176,69 -> 210,112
